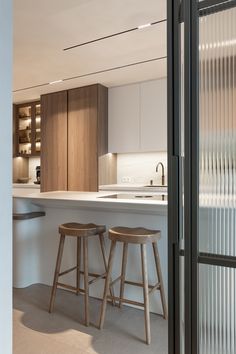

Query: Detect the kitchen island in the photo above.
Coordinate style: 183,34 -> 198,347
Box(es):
13,188 -> 168,314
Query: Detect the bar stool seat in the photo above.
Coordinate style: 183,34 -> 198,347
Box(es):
109,226 -> 161,244
99,226 -> 167,345
59,223 -> 106,237
49,222 -> 113,326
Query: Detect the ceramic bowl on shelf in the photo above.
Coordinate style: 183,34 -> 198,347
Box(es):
17,177 -> 31,184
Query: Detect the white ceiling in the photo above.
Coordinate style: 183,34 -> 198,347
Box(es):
13,0 -> 167,103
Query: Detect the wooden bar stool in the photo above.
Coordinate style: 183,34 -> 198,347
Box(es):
99,226 -> 168,345
49,222 -> 113,326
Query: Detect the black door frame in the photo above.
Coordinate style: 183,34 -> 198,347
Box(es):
167,0 -> 181,353
167,1 -> 236,354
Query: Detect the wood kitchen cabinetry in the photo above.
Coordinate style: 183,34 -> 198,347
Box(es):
41,91 -> 68,192
108,78 -> 167,153
41,84 -> 108,192
14,101 -> 41,157
68,85 -> 108,191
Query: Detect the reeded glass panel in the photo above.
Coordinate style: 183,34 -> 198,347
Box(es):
199,7 -> 236,257
198,5 -> 236,354
199,264 -> 236,354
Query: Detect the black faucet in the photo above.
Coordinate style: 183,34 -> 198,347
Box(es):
156,162 -> 165,186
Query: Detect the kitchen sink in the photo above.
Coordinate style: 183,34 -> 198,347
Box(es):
99,193 -> 167,201
144,185 -> 167,188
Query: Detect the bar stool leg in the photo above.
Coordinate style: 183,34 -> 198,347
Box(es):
49,234 -> 65,313
99,240 -> 117,329
141,243 -> 151,345
99,233 -> 115,305
152,242 -> 168,319
119,242 -> 128,308
76,237 -> 81,296
83,237 -> 89,326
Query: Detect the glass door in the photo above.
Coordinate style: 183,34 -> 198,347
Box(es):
168,1 -> 236,353
198,3 -> 236,354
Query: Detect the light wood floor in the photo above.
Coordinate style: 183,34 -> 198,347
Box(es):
14,284 -> 168,354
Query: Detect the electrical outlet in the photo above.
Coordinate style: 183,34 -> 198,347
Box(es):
121,176 -> 131,183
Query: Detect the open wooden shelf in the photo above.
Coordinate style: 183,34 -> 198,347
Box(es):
14,101 -> 41,157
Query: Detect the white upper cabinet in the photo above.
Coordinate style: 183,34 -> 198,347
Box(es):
140,78 -> 167,152
108,78 -> 167,153
108,84 -> 140,153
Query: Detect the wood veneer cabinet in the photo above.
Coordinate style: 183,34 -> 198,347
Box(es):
68,84 -> 108,191
41,91 -> 68,192
41,84 -> 108,192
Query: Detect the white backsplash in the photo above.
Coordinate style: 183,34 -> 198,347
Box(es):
28,157 -> 40,182
28,154 -> 167,186
117,152 -> 167,185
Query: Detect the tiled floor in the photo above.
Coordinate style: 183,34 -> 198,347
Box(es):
14,284 -> 168,354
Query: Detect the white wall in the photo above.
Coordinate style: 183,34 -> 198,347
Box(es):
0,1 -> 12,353
117,152 -> 167,185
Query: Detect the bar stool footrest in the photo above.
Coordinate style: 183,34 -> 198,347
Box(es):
148,282 -> 161,295
88,272 -> 107,285
59,266 -> 107,283
59,266 -> 78,277
57,282 -> 85,293
124,279 -> 161,292
107,295 -> 144,308
110,275 -> 122,286
56,282 -> 114,304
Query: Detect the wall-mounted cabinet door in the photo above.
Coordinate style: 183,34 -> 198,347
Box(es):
108,84 -> 140,153
108,79 -> 167,154
68,85 -> 98,192
41,91 -> 68,192
140,79 -> 167,152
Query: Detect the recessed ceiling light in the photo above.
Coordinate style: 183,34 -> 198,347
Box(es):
137,23 -> 151,30
49,79 -> 63,85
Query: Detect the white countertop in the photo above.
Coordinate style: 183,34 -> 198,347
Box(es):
13,190 -> 168,215
13,183 -> 167,192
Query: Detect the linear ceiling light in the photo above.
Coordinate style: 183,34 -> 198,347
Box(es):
138,23 -> 152,30
13,56 -> 166,93
63,19 -> 166,51
49,79 -> 63,85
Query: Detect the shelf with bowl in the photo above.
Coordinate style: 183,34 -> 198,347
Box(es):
14,101 -> 41,157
